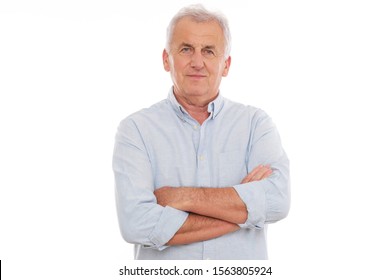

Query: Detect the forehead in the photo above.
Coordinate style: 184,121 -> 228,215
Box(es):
171,17 -> 224,48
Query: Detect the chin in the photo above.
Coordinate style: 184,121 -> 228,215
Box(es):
189,83 -> 212,93
186,90 -> 209,98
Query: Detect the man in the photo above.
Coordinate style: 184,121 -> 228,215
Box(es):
113,4 -> 290,260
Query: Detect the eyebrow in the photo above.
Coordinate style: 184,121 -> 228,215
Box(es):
178,42 -> 216,49
203,45 -> 216,50
178,43 -> 194,48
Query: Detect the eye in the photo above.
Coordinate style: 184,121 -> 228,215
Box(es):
202,48 -> 216,57
180,47 -> 193,55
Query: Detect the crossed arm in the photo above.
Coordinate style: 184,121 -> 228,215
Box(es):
154,164 -> 272,245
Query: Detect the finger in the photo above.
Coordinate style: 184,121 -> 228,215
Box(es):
254,167 -> 272,181
241,165 -> 263,183
241,165 -> 270,183
251,167 -> 269,182
247,165 -> 272,182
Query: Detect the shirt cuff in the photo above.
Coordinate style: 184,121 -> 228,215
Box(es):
234,181 -> 266,229
147,206 -> 189,250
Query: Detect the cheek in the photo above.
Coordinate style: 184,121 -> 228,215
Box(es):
211,61 -> 225,74
170,61 -> 182,73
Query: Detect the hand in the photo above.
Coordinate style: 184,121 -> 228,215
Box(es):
241,165 -> 272,184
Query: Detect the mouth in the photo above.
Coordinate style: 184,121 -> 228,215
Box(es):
187,74 -> 207,79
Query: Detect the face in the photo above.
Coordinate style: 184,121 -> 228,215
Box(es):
163,17 -> 231,104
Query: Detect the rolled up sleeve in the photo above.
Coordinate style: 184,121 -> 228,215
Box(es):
234,110 -> 290,229
148,206 -> 188,250
113,118 -> 188,250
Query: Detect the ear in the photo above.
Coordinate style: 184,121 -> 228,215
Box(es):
163,49 -> 170,72
222,56 -> 231,77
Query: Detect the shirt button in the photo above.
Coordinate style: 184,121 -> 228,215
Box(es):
199,155 -> 205,161
193,125 -> 199,130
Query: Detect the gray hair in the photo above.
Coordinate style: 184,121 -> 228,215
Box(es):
165,4 -> 232,59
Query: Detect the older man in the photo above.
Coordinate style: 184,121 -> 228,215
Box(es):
113,4 -> 290,260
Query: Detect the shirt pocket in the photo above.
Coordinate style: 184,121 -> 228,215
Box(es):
218,149 -> 247,187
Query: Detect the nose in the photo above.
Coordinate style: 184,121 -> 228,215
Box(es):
190,50 -> 204,69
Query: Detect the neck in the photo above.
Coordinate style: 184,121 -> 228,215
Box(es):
174,92 -> 217,125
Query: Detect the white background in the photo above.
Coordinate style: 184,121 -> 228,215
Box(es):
1,0 -> 389,279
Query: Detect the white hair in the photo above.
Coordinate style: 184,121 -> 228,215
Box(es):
165,4 -> 232,59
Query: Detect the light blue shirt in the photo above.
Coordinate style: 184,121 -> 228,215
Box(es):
113,88 -> 290,260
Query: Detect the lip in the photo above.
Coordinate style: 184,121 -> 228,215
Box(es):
187,74 -> 207,79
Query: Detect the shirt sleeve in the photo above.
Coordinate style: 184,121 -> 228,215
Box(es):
233,110 -> 290,229
113,117 -> 189,250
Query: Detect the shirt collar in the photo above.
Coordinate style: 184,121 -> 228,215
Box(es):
168,87 -> 224,121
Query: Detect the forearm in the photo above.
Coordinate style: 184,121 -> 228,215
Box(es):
154,165 -> 273,225
182,187 -> 247,224
155,186 -> 247,224
167,213 -> 239,246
